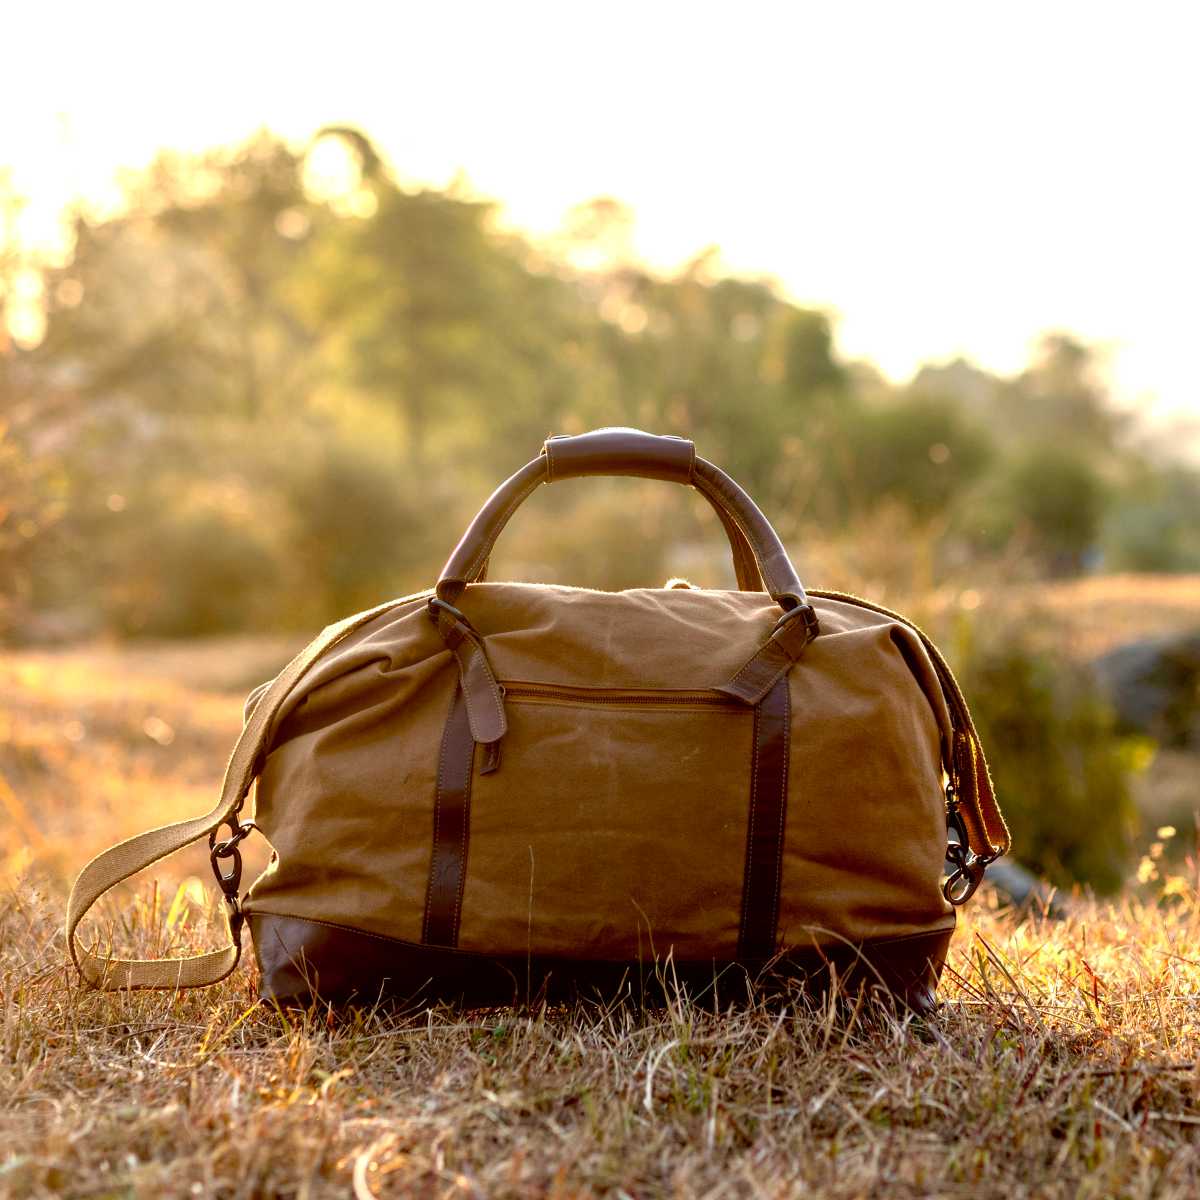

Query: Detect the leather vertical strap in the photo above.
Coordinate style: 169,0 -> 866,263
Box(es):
422,683 -> 477,947
737,675 -> 791,962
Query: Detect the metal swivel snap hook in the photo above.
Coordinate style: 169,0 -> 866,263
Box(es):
208,818 -> 258,908
943,793 -> 993,905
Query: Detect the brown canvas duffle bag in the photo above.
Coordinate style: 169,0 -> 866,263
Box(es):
67,428 -> 1010,1012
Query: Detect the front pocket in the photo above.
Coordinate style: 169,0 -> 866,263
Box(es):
455,682 -> 756,962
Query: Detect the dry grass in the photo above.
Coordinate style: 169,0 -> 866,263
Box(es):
1024,574 -> 1200,660
4,885 -> 1200,1199
3,591 -> 1200,1199
7,878 -> 1200,1195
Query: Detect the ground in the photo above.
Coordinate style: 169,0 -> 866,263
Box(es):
2,581 -> 1200,1198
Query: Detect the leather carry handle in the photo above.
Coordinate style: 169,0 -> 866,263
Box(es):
475,430 -> 763,591
438,428 -> 809,614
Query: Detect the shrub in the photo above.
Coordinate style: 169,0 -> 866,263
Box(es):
950,613 -> 1140,892
997,447 -> 1109,573
98,499 -> 284,637
268,433 -> 434,627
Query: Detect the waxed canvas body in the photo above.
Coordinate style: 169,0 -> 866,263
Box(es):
242,583 -> 957,980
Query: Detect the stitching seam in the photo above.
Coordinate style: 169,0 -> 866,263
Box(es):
769,682 -> 790,936
462,476 -> 543,581
423,685 -> 458,942
740,698 -> 764,946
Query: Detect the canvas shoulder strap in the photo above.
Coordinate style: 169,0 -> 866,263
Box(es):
65,595 -> 423,991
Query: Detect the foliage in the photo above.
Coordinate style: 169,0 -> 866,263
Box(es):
836,393 -> 995,523
982,446 -> 1111,573
0,419 -> 68,639
1,128 -> 1198,640
1104,463 -> 1200,573
952,613 -> 1140,892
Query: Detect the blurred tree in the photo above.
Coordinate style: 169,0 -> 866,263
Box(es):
955,619 -> 1138,892
836,393 -> 995,524
304,128 -> 594,472
1103,461 -> 1200,572
999,445 -> 1109,574
999,333 -> 1128,456
5,126 -> 1199,649
779,308 -> 848,405
36,135 -> 324,424
1,174 -> 70,638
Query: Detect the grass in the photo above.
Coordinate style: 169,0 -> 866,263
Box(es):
5,882 -> 1200,1197
2,589 -> 1200,1199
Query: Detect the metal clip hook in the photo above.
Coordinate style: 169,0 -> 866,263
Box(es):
208,819 -> 258,908
943,792 -> 993,905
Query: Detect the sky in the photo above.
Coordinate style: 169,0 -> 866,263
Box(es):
3,1 -> 1197,439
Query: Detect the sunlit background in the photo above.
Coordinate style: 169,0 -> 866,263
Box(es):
1,2 -> 1199,893
4,2 -> 1199,436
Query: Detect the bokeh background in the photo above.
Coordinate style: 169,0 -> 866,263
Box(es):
2,3 -> 1197,900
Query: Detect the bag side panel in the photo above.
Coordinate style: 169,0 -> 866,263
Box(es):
780,619 -> 954,947
245,652 -> 455,945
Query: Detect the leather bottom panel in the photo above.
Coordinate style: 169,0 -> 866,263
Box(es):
249,912 -> 953,1015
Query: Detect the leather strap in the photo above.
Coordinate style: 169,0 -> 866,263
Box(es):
737,676 -> 791,962
437,429 -> 810,614
428,603 -> 507,745
422,684 -> 476,947
718,605 -> 820,705
64,592 -> 428,990
689,459 -> 807,609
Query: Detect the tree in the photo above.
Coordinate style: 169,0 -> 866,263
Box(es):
837,394 -> 995,524
999,333 -> 1128,456
1001,445 -> 1109,573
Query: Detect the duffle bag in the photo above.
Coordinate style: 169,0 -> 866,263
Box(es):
67,428 -> 1010,1012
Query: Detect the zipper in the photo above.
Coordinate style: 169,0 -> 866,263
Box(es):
499,681 -> 744,712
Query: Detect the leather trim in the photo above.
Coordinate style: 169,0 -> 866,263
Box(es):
543,428 -> 695,484
738,676 -> 791,961
717,607 -> 817,705
428,604 -> 507,744
421,684 -> 476,946
249,911 -> 953,1014
690,459 -> 807,608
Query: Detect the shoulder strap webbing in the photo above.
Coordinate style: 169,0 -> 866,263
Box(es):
65,594 -> 424,991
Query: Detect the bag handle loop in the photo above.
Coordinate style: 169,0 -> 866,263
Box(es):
438,428 -> 811,617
